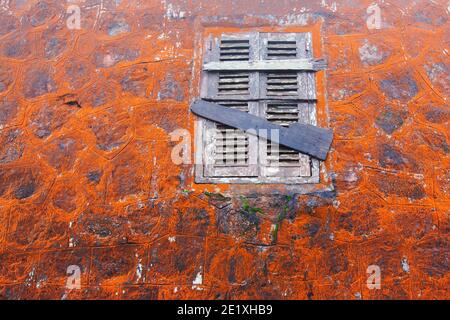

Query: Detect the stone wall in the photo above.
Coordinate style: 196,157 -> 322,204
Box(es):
0,0 -> 448,299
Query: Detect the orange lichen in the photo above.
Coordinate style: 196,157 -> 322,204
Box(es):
0,0 -> 448,300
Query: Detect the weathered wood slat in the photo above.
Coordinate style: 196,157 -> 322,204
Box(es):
267,85 -> 299,90
204,58 -> 327,71
219,79 -> 249,84
220,43 -> 249,48
218,90 -> 249,95
216,141 -> 248,147
216,147 -> 248,153
268,44 -> 297,48
218,84 -> 249,89
220,56 -> 249,60
191,100 -> 333,160
267,74 -> 297,78
215,154 -> 248,160
218,73 -> 249,77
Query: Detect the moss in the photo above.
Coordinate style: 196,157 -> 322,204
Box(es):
181,189 -> 191,195
239,196 -> 263,225
271,194 -> 295,244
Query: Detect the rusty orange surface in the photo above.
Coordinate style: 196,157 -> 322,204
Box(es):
0,0 -> 448,299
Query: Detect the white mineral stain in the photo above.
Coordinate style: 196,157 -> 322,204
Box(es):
136,261 -> 143,282
401,257 -> 410,273
321,0 -> 337,12
191,269 -> 203,290
193,271 -> 202,285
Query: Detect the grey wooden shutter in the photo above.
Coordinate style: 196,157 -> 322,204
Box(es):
201,33 -> 259,178
197,31 -> 320,183
258,33 -> 315,179
201,33 -> 260,101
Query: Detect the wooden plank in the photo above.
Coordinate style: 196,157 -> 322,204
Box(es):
191,100 -> 333,160
203,58 -> 327,71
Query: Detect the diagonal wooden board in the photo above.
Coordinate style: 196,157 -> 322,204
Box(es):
191,100 -> 333,161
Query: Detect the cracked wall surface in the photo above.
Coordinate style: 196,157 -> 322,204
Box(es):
0,0 -> 448,299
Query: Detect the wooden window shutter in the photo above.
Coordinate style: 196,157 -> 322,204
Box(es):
196,31 -> 321,183
201,33 -> 260,101
201,33 -> 259,178
259,102 -> 312,177
259,33 -> 316,178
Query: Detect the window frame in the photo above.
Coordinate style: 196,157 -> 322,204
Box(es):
194,31 -> 322,184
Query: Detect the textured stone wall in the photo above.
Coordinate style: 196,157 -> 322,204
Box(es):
0,0 -> 448,299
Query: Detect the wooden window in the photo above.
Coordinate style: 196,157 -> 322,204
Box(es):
195,32 -> 321,184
